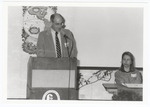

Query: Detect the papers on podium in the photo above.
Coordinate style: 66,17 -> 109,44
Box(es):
125,84 -> 143,89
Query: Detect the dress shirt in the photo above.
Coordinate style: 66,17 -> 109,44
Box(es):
51,28 -> 62,57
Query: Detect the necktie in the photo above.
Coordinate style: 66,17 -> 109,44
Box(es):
55,32 -> 61,58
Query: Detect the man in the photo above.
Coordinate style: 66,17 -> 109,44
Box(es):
36,13 -> 77,58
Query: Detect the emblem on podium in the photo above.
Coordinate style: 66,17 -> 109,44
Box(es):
42,90 -> 60,100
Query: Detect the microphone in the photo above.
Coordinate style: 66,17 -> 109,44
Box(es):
64,35 -> 70,48
63,34 -> 70,57
64,35 -> 70,39
61,28 -> 73,57
61,28 -> 70,39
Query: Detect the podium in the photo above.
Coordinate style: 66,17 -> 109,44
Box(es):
27,57 -> 78,100
103,83 -> 143,97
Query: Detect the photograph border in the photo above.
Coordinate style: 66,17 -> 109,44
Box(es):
1,1 -> 150,107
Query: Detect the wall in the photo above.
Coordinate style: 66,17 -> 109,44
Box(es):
58,7 -> 143,67
7,6 -> 29,98
7,6 -> 143,99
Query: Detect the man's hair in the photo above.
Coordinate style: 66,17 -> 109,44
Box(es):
50,13 -> 65,23
119,51 -> 136,72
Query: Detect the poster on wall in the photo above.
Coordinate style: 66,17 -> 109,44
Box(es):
22,6 -> 57,54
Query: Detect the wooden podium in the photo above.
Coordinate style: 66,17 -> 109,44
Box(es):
27,57 -> 78,100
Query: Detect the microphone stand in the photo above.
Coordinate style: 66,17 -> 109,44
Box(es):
64,35 -> 71,100
64,35 -> 74,57
64,34 -> 76,100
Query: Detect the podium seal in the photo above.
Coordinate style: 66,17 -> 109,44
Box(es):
42,90 -> 60,100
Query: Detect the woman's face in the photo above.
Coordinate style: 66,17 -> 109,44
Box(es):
122,54 -> 132,68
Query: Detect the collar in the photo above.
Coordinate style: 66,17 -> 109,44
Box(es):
46,28 -> 64,36
51,28 -> 56,35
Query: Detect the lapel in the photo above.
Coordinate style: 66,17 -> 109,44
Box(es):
44,29 -> 70,57
60,32 -> 66,57
45,29 -> 56,57
60,31 -> 72,57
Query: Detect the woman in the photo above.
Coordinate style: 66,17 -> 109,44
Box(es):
115,51 -> 142,85
114,51 -> 143,100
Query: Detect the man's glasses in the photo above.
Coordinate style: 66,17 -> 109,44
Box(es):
53,22 -> 64,26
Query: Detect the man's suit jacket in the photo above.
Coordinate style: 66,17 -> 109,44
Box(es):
36,28 -> 77,58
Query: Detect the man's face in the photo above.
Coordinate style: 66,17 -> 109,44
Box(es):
51,15 -> 63,32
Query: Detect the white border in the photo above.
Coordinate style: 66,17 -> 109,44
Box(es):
1,1 -> 150,107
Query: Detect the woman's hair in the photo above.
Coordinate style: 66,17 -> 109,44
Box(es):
119,51 -> 135,72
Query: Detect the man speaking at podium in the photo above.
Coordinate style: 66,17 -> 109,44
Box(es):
36,13 -> 77,58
